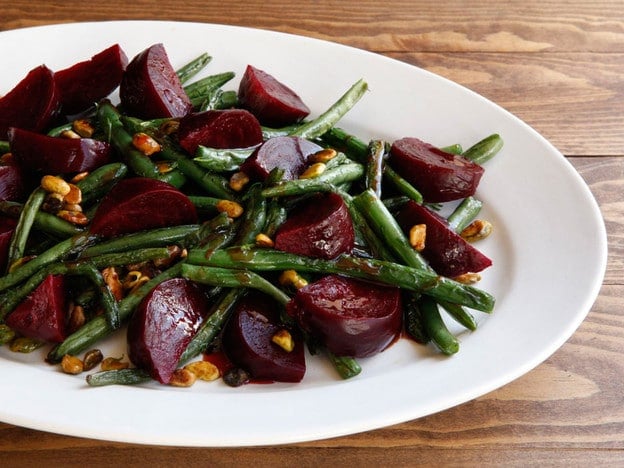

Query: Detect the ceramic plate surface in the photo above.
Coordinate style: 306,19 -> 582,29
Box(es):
0,21 -> 607,447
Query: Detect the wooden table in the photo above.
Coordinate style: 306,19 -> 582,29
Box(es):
1,1 -> 622,465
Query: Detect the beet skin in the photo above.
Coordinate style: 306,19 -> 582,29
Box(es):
287,275 -> 402,358
127,278 -> 210,384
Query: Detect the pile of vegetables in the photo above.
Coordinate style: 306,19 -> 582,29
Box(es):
0,42 -> 503,388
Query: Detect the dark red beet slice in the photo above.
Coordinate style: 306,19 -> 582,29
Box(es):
0,217 -> 17,273
240,135 -> 322,181
89,177 -> 197,238
0,161 -> 27,201
177,109 -> 263,155
8,127 -> 112,175
120,43 -> 192,119
55,44 -> 128,115
287,275 -> 402,358
274,192 -> 354,260
0,65 -> 60,139
5,274 -> 67,343
238,65 -> 310,127
395,200 -> 492,277
222,292 -> 306,383
389,137 -> 485,202
127,278 -> 209,384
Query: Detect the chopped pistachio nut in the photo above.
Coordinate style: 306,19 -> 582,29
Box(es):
9,337 -> 44,353
255,233 -> 274,248
61,354 -> 84,375
409,224 -> 427,252
271,329 -> 295,352
184,361 -> 220,382
460,219 -> 493,242
169,368 -> 197,387
299,162 -> 326,179
100,356 -> 130,371
41,175 -> 71,196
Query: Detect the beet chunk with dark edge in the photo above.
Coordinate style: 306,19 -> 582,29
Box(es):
0,65 -> 60,139
274,192 -> 354,260
287,275 -> 403,358
177,109 -> 263,155
6,274 -> 68,343
222,292 -> 306,383
238,65 -> 310,127
9,127 -> 112,175
395,200 -> 492,277
120,43 -> 192,119
89,177 -> 197,238
55,44 -> 128,115
127,278 -> 210,384
240,136 -> 322,181
389,137 -> 485,202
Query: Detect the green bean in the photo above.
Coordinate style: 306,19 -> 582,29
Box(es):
86,368 -> 152,387
260,163 -> 364,198
261,123 -> 303,139
184,72 -> 236,107
327,352 -> 362,379
233,183 -> 267,245
365,140 -> 386,198
85,247 -> 174,269
179,288 -> 243,363
176,52 -> 211,84
75,162 -> 128,205
0,201 -> 83,238
438,299 -> 477,331
0,232 -> 97,292
80,225 -> 200,258
0,140 -> 10,153
46,122 -> 73,137
419,296 -> 459,355
441,143 -> 464,155
383,165 -> 424,204
181,264 -> 291,306
289,79 -> 368,140
263,199 -> 288,238
187,195 -> 222,214
462,133 -> 504,165
193,146 -> 255,172
187,246 -> 439,293
447,196 -> 483,233
403,293 -> 430,344
198,88 -> 238,111
5,187 -> 46,272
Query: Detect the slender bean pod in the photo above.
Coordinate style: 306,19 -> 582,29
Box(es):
5,187 -> 46,272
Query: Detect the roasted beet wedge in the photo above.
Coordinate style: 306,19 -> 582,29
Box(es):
222,292 -> 306,383
89,177 -> 197,238
177,109 -> 263,155
0,65 -> 60,139
127,278 -> 210,384
275,192 -> 355,259
55,44 -> 128,115
5,274 -> 68,343
240,135 -> 322,181
8,127 -> 112,175
0,161 -> 27,201
396,200 -> 492,277
0,217 -> 17,273
238,65 -> 310,127
389,137 -> 485,202
120,43 -> 192,119
287,275 -> 402,358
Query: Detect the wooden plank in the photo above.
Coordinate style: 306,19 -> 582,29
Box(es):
2,1 -> 624,53
387,53 -> 624,156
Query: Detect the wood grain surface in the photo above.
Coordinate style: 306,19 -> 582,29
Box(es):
1,1 -> 622,466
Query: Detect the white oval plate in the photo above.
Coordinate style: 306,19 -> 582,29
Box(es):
0,21 -> 607,447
